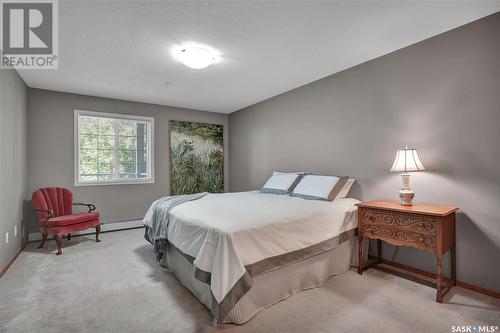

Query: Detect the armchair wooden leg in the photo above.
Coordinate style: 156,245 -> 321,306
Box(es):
38,234 -> 48,249
55,234 -> 63,255
95,225 -> 101,242
67,233 -> 71,241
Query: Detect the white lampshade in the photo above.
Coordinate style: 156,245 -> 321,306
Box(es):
390,147 -> 425,173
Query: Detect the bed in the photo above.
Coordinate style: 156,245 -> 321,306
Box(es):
144,190 -> 363,324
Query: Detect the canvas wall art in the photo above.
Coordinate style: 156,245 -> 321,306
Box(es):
169,120 -> 224,195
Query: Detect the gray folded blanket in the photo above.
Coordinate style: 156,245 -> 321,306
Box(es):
143,192 -> 208,260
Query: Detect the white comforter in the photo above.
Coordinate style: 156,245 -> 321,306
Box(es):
161,191 -> 359,305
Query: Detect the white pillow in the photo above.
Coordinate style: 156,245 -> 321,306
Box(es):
261,173 -> 302,194
291,175 -> 349,201
337,178 -> 356,198
272,171 -> 305,176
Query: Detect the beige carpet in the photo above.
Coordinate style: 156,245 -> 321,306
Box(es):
1,228 -> 498,333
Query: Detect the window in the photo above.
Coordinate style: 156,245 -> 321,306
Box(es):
74,110 -> 154,186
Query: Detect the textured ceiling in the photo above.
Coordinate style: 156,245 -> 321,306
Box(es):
18,1 -> 500,113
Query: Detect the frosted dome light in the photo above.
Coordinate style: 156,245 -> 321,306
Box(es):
173,44 -> 217,69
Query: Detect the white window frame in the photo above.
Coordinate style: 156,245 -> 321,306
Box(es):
74,109 -> 155,186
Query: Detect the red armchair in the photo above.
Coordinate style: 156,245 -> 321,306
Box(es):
32,187 -> 101,255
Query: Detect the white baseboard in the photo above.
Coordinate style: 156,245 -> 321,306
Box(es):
27,219 -> 144,242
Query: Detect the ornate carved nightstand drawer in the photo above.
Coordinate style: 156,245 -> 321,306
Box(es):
361,224 -> 436,251
360,208 -> 438,235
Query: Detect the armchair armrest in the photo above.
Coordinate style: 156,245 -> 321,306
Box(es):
34,208 -> 53,219
73,202 -> 96,213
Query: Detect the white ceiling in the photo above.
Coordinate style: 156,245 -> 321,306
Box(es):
18,1 -> 500,114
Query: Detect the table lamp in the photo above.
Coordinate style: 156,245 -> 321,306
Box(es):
390,146 -> 425,206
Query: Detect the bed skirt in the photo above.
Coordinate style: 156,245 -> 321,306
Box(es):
160,237 -> 367,324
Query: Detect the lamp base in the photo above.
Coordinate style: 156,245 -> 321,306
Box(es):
398,190 -> 415,206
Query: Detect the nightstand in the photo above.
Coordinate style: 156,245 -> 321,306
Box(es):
356,200 -> 458,303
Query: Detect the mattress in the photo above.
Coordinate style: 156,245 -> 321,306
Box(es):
144,191 -> 360,322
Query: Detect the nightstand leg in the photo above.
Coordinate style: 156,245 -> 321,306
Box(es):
451,220 -> 457,286
377,239 -> 382,263
358,236 -> 363,274
436,253 -> 443,303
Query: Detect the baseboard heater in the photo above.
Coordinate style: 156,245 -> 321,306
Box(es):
27,219 -> 144,242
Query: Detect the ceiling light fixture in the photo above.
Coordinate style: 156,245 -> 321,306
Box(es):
171,43 -> 220,70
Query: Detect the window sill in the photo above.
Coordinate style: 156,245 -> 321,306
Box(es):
74,179 -> 155,187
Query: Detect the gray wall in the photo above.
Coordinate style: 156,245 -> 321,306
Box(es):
0,69 -> 28,270
229,13 -> 500,292
27,89 -> 228,231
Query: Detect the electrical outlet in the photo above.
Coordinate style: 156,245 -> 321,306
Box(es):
5,232 -> 9,244
14,225 -> 17,237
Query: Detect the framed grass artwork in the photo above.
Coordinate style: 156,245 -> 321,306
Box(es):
169,120 -> 224,195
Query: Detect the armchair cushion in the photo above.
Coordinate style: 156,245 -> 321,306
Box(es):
45,212 -> 100,228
